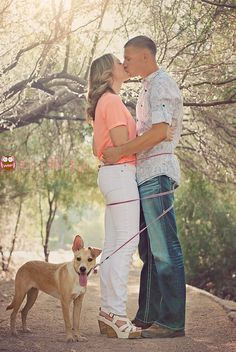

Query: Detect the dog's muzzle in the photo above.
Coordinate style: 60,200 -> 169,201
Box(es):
77,266 -> 88,287
79,266 -> 87,274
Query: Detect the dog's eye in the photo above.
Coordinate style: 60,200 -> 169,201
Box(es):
77,257 -> 81,261
88,258 -> 93,262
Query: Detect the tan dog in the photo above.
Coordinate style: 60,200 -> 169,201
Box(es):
6,235 -> 101,342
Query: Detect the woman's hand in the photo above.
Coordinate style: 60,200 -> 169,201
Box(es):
101,125 -> 128,164
102,146 -> 122,164
165,125 -> 175,141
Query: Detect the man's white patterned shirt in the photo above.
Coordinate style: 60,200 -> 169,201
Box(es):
136,68 -> 183,186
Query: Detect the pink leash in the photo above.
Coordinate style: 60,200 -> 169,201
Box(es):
100,152 -> 173,167
107,189 -> 175,206
92,152 -> 176,272
93,203 -> 173,272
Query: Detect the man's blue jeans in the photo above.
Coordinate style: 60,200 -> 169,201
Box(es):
135,175 -> 186,331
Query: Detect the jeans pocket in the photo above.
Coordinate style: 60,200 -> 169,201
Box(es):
139,177 -> 161,197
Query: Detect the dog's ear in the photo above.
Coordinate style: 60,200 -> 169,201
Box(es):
88,247 -> 102,258
72,235 -> 84,252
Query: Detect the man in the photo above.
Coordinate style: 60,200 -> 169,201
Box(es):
102,36 -> 186,338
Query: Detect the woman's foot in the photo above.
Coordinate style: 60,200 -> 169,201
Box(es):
97,309 -> 141,338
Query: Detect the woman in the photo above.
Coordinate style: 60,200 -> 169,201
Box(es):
87,54 -> 141,339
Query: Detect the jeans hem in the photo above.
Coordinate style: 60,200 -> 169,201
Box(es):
153,321 -> 185,331
135,316 -> 153,324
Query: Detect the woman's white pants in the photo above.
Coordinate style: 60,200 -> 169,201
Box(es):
98,164 -> 140,316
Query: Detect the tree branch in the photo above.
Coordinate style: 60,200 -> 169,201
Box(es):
200,0 -> 236,9
83,0 -> 110,80
0,89 -> 82,132
184,99 -> 236,107
181,76 -> 236,89
1,72 -> 86,102
0,0 -> 13,16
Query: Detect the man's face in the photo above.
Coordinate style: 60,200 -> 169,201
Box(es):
123,46 -> 146,78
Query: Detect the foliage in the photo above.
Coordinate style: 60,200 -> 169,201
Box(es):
0,118 -> 100,261
176,172 -> 236,300
0,0 -> 235,183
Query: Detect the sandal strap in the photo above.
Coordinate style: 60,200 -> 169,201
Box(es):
99,309 -> 139,333
111,315 -> 138,333
112,315 -> 129,324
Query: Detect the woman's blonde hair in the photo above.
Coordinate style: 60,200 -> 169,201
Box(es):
87,54 -> 115,121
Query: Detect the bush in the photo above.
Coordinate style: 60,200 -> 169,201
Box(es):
175,172 -> 236,301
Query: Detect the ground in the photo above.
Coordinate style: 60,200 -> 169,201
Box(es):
0,256 -> 236,352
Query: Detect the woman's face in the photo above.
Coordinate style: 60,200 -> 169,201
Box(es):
112,56 -> 129,82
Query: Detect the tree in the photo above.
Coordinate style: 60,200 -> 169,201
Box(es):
0,117 -> 99,263
1,0 -> 235,184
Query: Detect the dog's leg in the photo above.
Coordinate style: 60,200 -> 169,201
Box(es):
21,288 -> 39,333
9,292 -> 27,336
73,294 -> 87,342
61,298 -> 74,342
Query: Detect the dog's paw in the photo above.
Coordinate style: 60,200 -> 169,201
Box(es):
22,328 -> 32,333
66,335 -> 75,343
11,330 -> 18,337
74,335 -> 88,342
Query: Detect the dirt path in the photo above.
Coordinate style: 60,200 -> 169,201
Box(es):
0,268 -> 236,352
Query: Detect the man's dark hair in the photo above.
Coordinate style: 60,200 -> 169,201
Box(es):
124,35 -> 157,56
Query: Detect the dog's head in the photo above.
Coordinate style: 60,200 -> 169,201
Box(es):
72,234 -> 102,287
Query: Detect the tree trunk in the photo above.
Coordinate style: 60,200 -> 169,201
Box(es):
43,190 -> 57,262
0,245 -> 7,272
5,197 -> 23,271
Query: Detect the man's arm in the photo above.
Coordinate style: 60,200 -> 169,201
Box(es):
102,122 -> 168,164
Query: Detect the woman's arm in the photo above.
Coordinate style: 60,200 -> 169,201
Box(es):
109,125 -> 129,146
92,126 -> 128,158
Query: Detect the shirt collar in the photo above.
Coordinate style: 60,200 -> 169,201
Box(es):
142,68 -> 163,85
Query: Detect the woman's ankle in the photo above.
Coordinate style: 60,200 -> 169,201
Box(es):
99,310 -> 136,329
99,309 -> 126,318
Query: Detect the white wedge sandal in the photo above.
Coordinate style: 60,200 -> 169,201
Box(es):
97,309 -> 141,339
